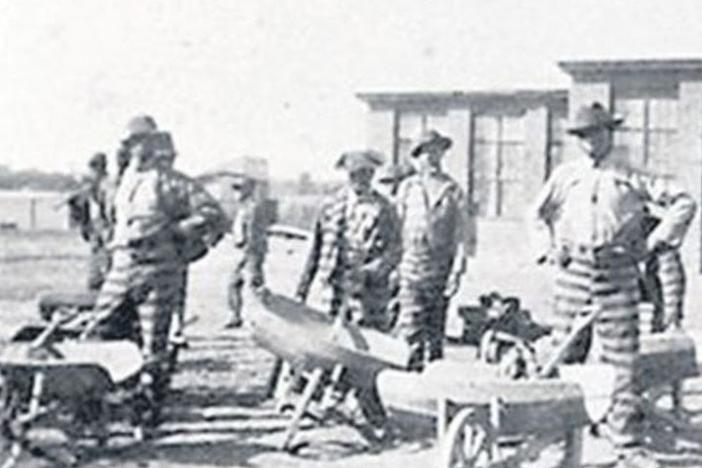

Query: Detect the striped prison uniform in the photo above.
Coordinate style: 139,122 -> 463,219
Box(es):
296,186 -> 401,329
91,161 -> 227,378
532,156 -> 696,447
295,185 -> 401,428
640,210 -> 688,331
641,248 -> 685,331
393,173 -> 469,370
228,196 -> 268,322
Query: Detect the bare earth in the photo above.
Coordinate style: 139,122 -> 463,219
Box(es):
2,225 -> 702,467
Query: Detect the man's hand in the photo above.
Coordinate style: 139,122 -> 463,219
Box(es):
443,271 -> 463,298
537,247 -> 571,268
646,234 -> 671,254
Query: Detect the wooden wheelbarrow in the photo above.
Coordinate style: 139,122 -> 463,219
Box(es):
0,338 -> 144,468
246,286 -> 411,452
377,308 -> 699,467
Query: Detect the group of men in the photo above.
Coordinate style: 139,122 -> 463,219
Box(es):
285,102 -> 697,467
69,102 -> 696,467
295,129 -> 469,372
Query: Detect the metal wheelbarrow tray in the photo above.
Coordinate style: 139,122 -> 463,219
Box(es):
0,340 -> 143,468
247,288 -> 411,451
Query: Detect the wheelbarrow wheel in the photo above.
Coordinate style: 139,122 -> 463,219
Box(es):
439,408 -> 493,468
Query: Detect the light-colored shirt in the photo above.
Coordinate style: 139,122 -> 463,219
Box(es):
531,156 -> 696,258
396,172 -> 469,277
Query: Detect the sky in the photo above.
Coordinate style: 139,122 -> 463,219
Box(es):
1,0 -> 701,179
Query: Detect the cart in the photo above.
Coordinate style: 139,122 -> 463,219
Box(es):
246,286 -> 411,451
377,330 -> 699,468
0,337 -> 144,468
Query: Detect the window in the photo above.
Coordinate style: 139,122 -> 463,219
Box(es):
473,114 -> 526,218
613,97 -> 678,178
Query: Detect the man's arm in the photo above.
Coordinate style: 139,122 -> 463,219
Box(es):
530,168 -> 565,264
360,200 -> 402,281
443,187 -> 469,297
637,174 -> 697,251
295,214 -> 324,301
169,172 -> 229,248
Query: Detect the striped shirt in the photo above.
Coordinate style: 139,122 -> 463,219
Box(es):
111,163 -> 227,261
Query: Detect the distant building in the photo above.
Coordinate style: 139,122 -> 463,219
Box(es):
357,58 -> 702,273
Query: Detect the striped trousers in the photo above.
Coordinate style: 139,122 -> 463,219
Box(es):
394,272 -> 450,371
642,249 -> 685,331
552,247 -> 642,446
93,249 -> 180,369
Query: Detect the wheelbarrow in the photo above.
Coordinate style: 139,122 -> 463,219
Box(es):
246,286 -> 411,451
378,309 -> 699,467
0,335 -> 144,468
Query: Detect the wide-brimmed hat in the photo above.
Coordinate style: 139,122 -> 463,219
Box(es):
137,131 -> 175,161
230,173 -> 256,190
377,162 -> 415,184
411,129 -> 452,157
567,102 -> 624,135
88,152 -> 107,171
123,114 -> 158,141
335,150 -> 385,172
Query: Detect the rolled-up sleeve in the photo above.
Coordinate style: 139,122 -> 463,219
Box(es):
637,174 -> 697,249
449,187 -> 469,275
530,168 -> 564,261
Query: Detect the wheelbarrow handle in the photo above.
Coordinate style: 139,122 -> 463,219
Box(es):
538,305 -> 602,379
30,308 -> 85,350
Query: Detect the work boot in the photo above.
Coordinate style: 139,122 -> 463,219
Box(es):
224,317 -> 243,329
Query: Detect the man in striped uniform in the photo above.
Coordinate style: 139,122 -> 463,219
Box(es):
393,130 -> 469,371
226,174 -> 268,328
293,150 -> 401,438
640,205 -> 688,332
532,102 -> 696,468
296,150 -> 401,329
84,129 -> 227,428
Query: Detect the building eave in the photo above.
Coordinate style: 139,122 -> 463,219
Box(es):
356,88 -> 568,112
558,59 -> 702,81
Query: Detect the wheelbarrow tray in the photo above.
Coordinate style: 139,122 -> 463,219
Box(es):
38,291 -> 98,312
378,360 -> 590,438
637,332 -> 698,389
248,289 -> 411,389
0,340 -> 143,400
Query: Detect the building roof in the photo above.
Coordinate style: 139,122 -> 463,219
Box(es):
558,59 -> 702,81
356,89 -> 568,112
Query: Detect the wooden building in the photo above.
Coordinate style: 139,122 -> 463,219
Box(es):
357,59 -> 702,273
356,89 -> 568,220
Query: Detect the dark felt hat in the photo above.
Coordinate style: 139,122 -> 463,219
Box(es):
335,150 -> 385,172
567,102 -> 624,135
411,129 -> 452,157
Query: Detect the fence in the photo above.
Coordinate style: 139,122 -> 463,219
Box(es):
0,191 -> 70,231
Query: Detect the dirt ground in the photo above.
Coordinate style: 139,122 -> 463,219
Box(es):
3,228 -> 702,467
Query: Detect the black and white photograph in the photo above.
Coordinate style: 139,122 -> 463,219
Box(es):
1,1 -> 702,466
